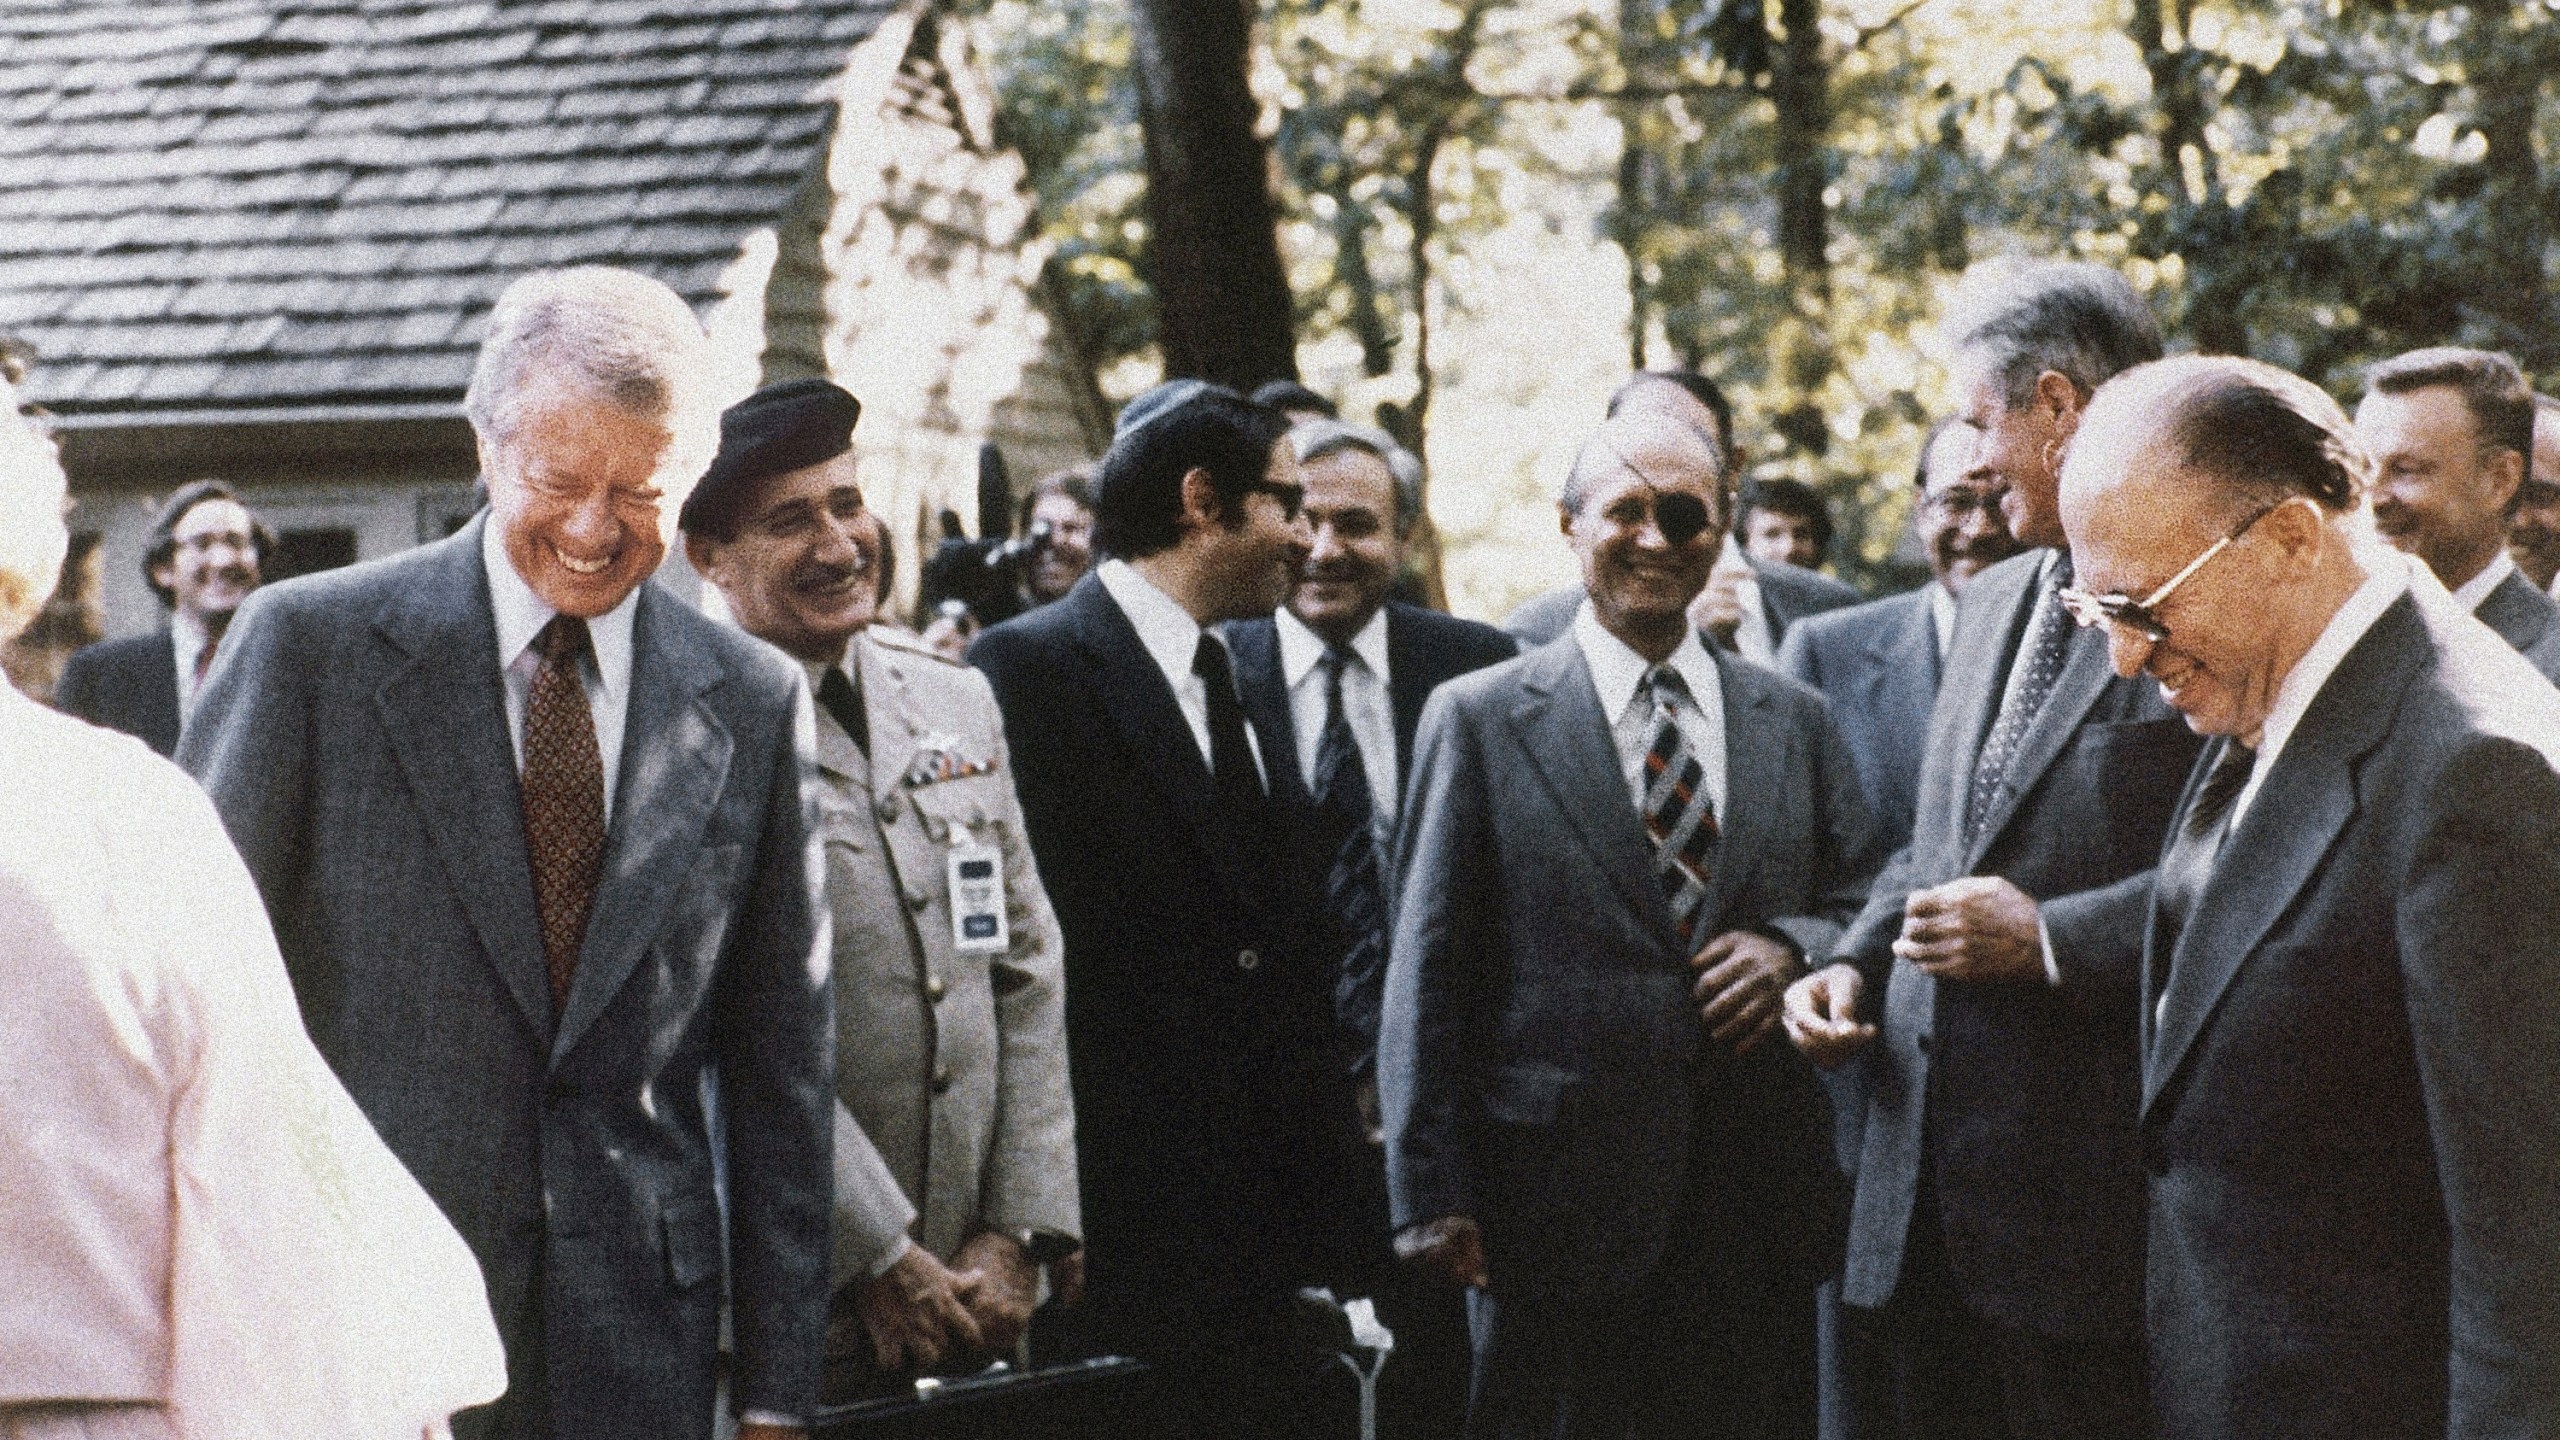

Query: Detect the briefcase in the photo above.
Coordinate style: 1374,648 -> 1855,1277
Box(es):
810,1355 -> 1169,1440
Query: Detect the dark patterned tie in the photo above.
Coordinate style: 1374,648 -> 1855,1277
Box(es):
2155,738 -> 2257,958
522,615 -> 605,1013
1639,666 -> 1720,948
817,665 -> 869,757
1314,647 -> 1387,1052
1964,553 -> 2075,850
1192,633 -> 1266,825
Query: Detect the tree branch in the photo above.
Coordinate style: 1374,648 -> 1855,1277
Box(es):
1851,0 -> 1938,52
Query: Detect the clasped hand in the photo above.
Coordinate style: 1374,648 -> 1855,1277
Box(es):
1692,928 -> 1796,1054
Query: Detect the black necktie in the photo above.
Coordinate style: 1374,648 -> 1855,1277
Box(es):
2156,738 -> 2257,958
1192,633 -> 1265,826
1314,647 -> 1388,1057
1965,553 -> 2074,850
817,665 -> 869,757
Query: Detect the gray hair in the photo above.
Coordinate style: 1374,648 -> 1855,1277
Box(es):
0,368 -> 68,643
1294,419 -> 1424,535
463,267 -> 719,482
1947,259 -> 2164,406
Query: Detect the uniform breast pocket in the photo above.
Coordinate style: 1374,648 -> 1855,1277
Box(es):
906,775 -> 1010,846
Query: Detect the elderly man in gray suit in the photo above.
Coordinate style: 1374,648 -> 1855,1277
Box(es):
2062,354 -> 2560,1439
681,379 -> 1080,1398
180,268 -> 835,1440
1383,410 -> 1883,1440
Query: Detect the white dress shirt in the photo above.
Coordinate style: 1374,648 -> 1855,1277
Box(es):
169,609 -> 215,720
1929,580 -> 1958,660
1095,558 -> 1267,787
1575,602 -> 1728,820
2451,546 -> 2516,613
1276,605 -> 1398,826
483,517 -> 638,822
1723,534 -> 1777,665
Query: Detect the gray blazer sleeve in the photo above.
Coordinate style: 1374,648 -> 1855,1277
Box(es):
1379,687 -> 1498,1232
1764,694 -> 1885,961
2405,738 -> 2560,1433
975,688 -> 1081,1245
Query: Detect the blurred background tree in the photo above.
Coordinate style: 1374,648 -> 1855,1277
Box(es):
954,0 -> 2560,614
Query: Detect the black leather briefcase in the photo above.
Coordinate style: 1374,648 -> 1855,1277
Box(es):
810,1356 -> 1169,1440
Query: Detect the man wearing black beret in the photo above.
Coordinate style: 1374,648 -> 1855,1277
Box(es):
684,379 -> 1083,1401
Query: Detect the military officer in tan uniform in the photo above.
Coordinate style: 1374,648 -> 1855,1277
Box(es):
681,380 -> 1080,1399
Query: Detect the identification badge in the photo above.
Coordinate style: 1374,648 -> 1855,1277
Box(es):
947,841 -> 1009,954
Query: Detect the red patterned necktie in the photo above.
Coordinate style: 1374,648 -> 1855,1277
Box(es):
1639,666 -> 1720,947
522,615 -> 605,1012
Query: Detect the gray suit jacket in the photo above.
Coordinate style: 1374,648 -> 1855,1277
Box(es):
818,627 -> 1077,1288
177,518 -> 835,1436
1778,586 -> 1942,849
2141,585 -> 2560,1440
2474,567 -> 2560,683
1835,548 -> 2204,1339
1380,636 -> 1882,1295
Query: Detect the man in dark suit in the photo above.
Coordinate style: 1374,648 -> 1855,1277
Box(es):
1781,419 -> 2023,847
179,267 -> 835,1440
1502,371 -> 1863,655
968,381 -> 1357,1439
1385,409 -> 1883,1440
1224,419 -> 1514,1440
2357,346 -> 2560,681
2060,354 -> 2560,1439
1784,260 -> 2197,1440
55,479 -> 272,755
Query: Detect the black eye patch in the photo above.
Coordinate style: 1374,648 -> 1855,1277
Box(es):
1655,492 -> 1710,547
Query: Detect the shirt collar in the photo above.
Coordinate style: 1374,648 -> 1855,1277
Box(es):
1574,600 -> 1718,720
1096,557 -> 1208,689
170,607 -> 213,664
2451,546 -> 2517,612
1928,581 -> 1958,657
1276,604 -> 1390,688
2252,544 -> 2412,771
481,513 -> 639,694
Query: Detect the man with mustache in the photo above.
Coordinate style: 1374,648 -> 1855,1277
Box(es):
1782,419 -> 2025,848
1224,418 -> 1514,1440
2506,394 -> 2560,595
2356,347 -> 2560,681
56,479 -> 274,756
683,379 -> 1080,1402
1384,410 -> 1880,1439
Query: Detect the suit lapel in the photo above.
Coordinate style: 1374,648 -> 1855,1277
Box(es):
1225,617 -> 1310,811
2480,570 -> 2555,652
143,628 -> 183,754
1387,603 -> 1436,776
554,584 -> 731,1059
1068,579 -> 1261,905
2141,598 -> 2421,1116
1926,558 -> 2034,834
371,520 -> 553,1039
1705,648 -> 1782,929
1502,641 -> 1668,933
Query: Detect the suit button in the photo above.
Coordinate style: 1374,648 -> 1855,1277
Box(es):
907,891 -> 929,913
925,974 -> 947,1002
1915,1033 -> 1931,1055
1237,949 -> 1260,972
876,795 -> 901,825
931,1065 -> 953,1095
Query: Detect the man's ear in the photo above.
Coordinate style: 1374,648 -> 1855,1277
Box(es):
682,532 -> 725,588
1177,465 -> 1222,533
148,559 -> 175,595
2487,446 -> 2527,515
2036,370 -> 2086,434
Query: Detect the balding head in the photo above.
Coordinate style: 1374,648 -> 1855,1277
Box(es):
2060,356 -> 2372,739
1561,411 -> 1727,531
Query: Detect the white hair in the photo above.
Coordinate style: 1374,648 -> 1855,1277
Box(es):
464,266 -> 721,490
0,370 -> 68,644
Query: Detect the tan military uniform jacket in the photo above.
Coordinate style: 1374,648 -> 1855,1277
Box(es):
813,628 -> 1079,1288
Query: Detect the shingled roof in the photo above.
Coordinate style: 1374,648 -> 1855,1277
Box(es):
0,0 -> 902,424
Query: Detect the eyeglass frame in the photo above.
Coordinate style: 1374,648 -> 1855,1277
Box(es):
1243,477 -> 1306,522
2057,498 -> 2296,645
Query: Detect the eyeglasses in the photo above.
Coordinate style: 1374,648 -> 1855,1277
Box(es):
1246,479 -> 1306,522
2058,500 -> 2287,645
1921,487 -> 2001,522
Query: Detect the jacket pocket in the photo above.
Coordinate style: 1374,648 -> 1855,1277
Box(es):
1482,1061 -> 1580,1128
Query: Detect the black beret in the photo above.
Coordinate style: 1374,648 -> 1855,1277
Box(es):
679,378 -> 862,536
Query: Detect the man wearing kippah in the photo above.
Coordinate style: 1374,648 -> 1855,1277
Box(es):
682,379 -> 1081,1401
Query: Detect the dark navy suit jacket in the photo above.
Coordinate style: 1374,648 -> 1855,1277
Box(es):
56,628 -> 181,756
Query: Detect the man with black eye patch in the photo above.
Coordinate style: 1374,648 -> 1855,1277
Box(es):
1381,410 -> 1883,1439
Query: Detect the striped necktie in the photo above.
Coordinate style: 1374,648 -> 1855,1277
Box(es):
1639,665 -> 1719,948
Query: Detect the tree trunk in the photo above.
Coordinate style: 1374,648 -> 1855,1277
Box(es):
1128,0 -> 1299,389
2467,0 -> 2552,369
1768,0 -> 1835,457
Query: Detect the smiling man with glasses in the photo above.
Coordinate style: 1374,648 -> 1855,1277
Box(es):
2059,352 -> 2560,1440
